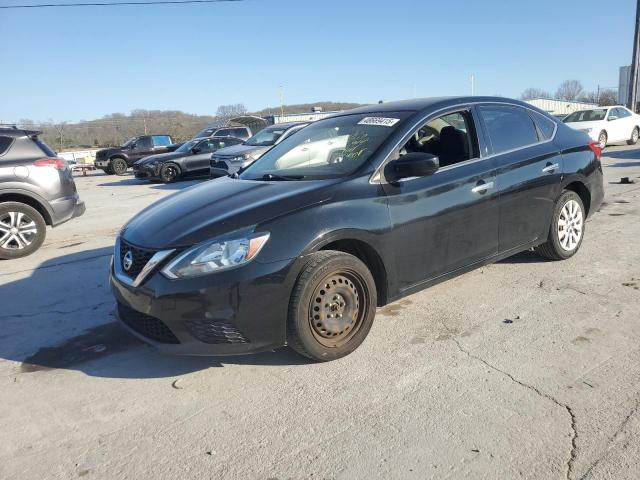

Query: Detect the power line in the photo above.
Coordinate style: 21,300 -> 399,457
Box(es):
0,0 -> 242,9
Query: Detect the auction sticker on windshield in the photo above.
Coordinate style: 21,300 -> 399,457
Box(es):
357,117 -> 400,127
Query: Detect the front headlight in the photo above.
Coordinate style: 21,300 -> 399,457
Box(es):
161,232 -> 270,279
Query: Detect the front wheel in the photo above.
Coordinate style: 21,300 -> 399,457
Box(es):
111,158 -> 128,176
160,163 -> 181,183
287,251 -> 377,361
0,202 -> 47,259
628,127 -> 639,145
535,191 -> 585,261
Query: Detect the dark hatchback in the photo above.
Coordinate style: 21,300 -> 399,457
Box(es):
110,97 -> 604,361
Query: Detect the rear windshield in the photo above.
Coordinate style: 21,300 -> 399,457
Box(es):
563,109 -> 607,123
34,138 -> 57,157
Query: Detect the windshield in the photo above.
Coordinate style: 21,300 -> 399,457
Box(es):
244,126 -> 288,146
563,109 -> 607,123
175,139 -> 199,153
240,112 -> 412,180
121,137 -> 136,148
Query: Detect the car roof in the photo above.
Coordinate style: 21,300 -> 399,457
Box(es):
266,121 -> 309,129
196,135 -> 244,141
339,96 -> 548,115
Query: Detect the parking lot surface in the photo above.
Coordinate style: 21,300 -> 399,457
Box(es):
1,146 -> 640,480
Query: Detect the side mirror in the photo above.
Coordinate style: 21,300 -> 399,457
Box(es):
385,152 -> 439,181
192,147 -> 201,154
608,115 -> 618,121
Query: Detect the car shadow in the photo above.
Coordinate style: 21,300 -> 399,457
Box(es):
97,177 -> 207,190
498,250 -> 545,264
604,148 -> 640,162
2,247 -> 310,380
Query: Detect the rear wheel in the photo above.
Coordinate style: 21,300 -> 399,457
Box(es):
160,163 -> 181,183
598,131 -> 607,149
0,202 -> 47,259
535,191 -> 585,261
111,158 -> 128,176
628,127 -> 639,145
287,251 -> 377,361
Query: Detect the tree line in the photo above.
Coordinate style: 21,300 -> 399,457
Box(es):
15,102 -> 362,151
521,80 -> 618,106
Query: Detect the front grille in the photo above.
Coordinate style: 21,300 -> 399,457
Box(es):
120,239 -> 156,279
118,303 -> 179,344
210,160 -> 229,170
184,318 -> 248,344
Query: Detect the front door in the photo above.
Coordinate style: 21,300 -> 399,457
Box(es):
130,136 -> 154,163
381,109 -> 499,291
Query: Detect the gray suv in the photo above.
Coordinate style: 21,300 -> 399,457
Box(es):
0,127 -> 85,259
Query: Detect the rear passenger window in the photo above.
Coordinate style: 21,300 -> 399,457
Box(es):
479,106 -> 540,154
152,135 -> 171,146
0,136 -> 14,156
529,111 -> 556,140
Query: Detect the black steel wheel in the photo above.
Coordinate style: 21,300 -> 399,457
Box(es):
287,250 -> 377,361
160,163 -> 181,183
111,157 -> 128,176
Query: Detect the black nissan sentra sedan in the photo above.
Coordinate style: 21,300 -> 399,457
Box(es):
110,97 -> 604,361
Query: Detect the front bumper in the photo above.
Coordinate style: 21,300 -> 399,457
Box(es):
133,163 -> 160,180
95,159 -> 110,168
109,248 -> 299,355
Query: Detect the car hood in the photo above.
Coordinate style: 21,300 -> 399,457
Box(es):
97,146 -> 125,156
135,151 -> 188,165
563,120 -> 604,130
121,176 -> 333,248
212,144 -> 268,158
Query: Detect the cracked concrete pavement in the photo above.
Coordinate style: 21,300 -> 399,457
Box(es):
1,146 -> 639,479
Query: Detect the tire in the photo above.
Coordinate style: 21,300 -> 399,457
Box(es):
111,157 -> 128,176
627,127 -> 639,145
104,165 -> 114,175
535,191 -> 585,261
160,163 -> 181,183
598,131 -> 607,149
287,250 -> 377,361
0,202 -> 47,260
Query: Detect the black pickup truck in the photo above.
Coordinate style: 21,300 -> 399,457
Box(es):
95,135 -> 178,175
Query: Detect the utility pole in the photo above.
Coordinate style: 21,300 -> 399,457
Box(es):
629,0 -> 640,111
470,75 -> 475,96
279,84 -> 284,118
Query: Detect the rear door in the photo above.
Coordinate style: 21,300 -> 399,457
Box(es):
477,105 -> 562,254
382,108 -> 499,291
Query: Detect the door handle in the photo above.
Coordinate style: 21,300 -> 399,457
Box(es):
542,163 -> 559,173
471,181 -> 494,194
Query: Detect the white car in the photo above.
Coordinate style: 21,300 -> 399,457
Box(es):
563,106 -> 640,148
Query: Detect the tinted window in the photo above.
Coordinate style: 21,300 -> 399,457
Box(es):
529,111 -> 556,140
215,128 -> 233,137
479,106 -> 539,154
135,137 -> 153,149
231,128 -> 247,137
0,136 -> 14,156
152,135 -> 171,146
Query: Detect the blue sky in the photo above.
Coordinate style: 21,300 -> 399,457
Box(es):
0,0 -> 634,122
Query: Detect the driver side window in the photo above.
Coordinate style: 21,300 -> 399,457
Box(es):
399,111 -> 477,168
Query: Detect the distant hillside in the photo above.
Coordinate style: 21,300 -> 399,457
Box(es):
17,102 -> 365,150
253,102 -> 364,116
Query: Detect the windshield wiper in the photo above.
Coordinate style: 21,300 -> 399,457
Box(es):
262,173 -> 304,181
